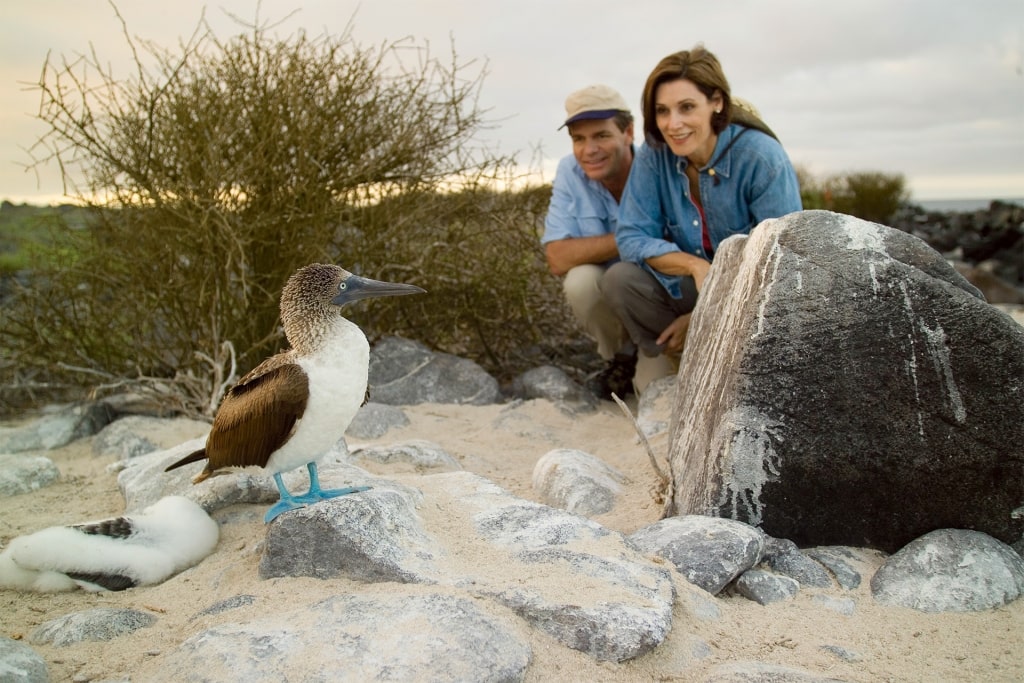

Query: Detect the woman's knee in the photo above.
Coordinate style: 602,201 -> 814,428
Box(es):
600,261 -> 644,309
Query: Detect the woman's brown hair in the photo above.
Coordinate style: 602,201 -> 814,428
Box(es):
641,44 -> 732,147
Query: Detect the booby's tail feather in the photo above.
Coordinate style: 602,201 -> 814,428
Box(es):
164,448 -> 207,473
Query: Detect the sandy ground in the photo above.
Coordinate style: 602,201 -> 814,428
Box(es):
1,399 -> 1022,682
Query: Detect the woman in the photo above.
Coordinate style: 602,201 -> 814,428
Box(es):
602,45 -> 802,364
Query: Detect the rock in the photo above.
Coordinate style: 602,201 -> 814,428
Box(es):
0,636 -> 49,682
471,500 -> 674,662
92,415 -> 209,461
118,437 -> 273,512
870,529 -> 1024,612
30,608 -> 156,646
146,593 -> 531,682
368,336 -> 501,405
9,398 -> 1021,680
804,547 -> 870,591
117,437 -> 365,513
735,568 -> 800,604
636,375 -> 675,439
257,471 -> 675,662
345,401 -> 410,438
92,416 -> 161,459
0,454 -> 60,496
666,210 -> 1024,552
508,365 -> 598,413
349,439 -> 461,473
762,538 -> 835,589
628,515 -> 766,594
532,448 -> 626,515
258,487 -> 437,583
890,200 -> 1023,289
0,403 -> 116,453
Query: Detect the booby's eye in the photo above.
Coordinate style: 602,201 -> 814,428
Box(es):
338,282 -> 347,292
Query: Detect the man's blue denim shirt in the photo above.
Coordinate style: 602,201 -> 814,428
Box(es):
542,154 -> 620,262
616,124 -> 802,298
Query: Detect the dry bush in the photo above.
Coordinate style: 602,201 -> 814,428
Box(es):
340,184 -> 580,382
1,9 -> 578,417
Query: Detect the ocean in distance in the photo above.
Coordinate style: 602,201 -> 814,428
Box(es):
915,197 -> 1024,212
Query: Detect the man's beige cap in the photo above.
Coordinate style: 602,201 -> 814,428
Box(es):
560,84 -> 630,129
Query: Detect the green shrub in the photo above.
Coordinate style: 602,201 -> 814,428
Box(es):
795,168 -> 908,225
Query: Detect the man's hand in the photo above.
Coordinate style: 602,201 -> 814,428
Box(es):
545,234 -> 619,276
656,313 -> 691,355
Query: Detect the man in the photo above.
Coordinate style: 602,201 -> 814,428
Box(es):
541,84 -> 673,398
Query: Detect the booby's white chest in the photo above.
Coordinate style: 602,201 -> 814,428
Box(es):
265,320 -> 370,473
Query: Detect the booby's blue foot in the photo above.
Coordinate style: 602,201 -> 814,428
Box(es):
264,497 -> 304,523
264,465 -> 370,521
295,485 -> 371,503
264,473 -> 307,523
294,462 -> 371,504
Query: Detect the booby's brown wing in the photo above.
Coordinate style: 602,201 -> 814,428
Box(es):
202,357 -> 309,472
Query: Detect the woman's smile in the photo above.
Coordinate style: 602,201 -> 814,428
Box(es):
655,78 -> 720,166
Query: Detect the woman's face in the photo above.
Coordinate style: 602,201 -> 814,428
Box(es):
654,78 -> 722,166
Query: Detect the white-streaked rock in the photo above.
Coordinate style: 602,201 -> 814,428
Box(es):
667,210 -> 1024,552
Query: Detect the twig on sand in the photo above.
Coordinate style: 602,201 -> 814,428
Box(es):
611,392 -> 672,504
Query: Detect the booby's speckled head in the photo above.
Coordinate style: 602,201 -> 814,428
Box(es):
280,264 -> 425,343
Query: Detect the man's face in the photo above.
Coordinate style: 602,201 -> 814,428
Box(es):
569,117 -> 634,186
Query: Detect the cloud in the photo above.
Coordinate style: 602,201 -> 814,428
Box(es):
2,0 -> 1022,203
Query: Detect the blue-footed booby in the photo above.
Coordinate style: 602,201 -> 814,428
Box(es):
0,496 -> 218,592
165,264 -> 424,522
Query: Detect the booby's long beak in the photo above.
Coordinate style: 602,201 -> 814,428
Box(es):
332,274 -> 426,307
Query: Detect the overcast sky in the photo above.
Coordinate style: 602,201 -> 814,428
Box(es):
3,0 -> 1022,204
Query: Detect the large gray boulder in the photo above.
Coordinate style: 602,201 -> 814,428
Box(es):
667,210 -> 1024,552
368,336 -> 501,405
0,403 -> 116,453
255,471 -> 675,663
146,593 -> 532,683
508,365 -> 599,414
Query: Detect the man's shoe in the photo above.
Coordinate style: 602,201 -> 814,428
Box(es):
587,351 -> 638,400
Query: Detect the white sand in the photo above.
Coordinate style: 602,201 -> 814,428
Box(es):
1,400 -> 1022,682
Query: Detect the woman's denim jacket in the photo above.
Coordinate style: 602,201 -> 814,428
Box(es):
616,124 -> 802,298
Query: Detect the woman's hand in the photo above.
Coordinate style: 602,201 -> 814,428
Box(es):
690,259 -> 711,292
656,313 -> 691,355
